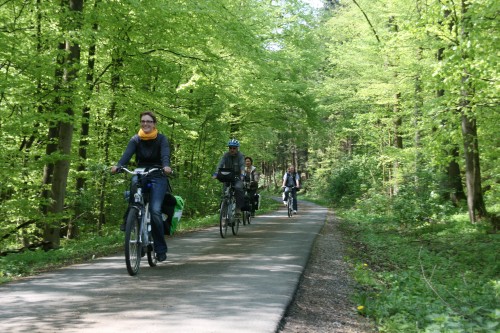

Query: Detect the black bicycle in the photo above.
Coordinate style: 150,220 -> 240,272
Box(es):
242,182 -> 253,225
118,167 -> 162,276
216,168 -> 241,238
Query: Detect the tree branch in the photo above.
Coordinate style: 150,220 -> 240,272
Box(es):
351,0 -> 380,43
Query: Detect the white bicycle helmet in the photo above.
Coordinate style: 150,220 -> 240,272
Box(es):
227,139 -> 240,147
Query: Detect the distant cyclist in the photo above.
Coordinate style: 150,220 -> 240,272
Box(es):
244,156 -> 260,217
213,139 -> 246,217
282,165 -> 300,214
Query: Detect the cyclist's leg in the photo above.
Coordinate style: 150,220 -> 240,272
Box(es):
283,188 -> 289,204
234,179 -> 245,212
248,190 -> 256,216
150,176 -> 168,258
292,188 -> 298,211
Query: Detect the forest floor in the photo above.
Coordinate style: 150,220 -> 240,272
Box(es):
278,209 -> 377,333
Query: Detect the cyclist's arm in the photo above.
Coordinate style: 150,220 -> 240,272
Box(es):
112,136 -> 138,173
238,153 -> 245,178
159,134 -> 172,174
213,154 -> 226,178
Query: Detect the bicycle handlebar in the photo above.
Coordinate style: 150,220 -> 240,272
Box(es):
114,166 -> 173,176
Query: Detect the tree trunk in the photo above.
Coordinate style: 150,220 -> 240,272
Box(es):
70,7 -> 98,239
461,111 -> 487,222
43,0 -> 83,250
447,147 -> 466,205
459,0 -> 487,223
98,52 -> 123,231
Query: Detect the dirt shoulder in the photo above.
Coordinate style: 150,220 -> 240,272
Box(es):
278,209 -> 377,333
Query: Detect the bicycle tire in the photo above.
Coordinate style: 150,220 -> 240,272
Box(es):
231,197 -> 240,235
287,198 -> 293,218
219,200 -> 228,238
147,244 -> 157,267
125,207 -> 142,276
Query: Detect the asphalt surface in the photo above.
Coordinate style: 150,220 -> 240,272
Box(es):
0,200 -> 327,333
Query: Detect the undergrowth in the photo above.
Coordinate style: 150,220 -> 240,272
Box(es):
338,209 -> 500,333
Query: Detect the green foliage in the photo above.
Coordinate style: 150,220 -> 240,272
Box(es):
340,209 -> 500,333
308,155 -> 378,208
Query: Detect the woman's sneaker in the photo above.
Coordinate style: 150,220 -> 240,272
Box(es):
156,253 -> 167,262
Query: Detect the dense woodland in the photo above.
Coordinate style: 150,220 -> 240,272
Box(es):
1,1 -> 498,331
0,1 -> 498,255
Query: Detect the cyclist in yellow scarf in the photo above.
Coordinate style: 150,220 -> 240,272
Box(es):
111,111 -> 172,262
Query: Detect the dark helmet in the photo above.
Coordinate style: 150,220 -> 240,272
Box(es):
227,139 -> 240,147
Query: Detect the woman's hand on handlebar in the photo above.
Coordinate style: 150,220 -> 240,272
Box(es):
163,166 -> 172,175
111,166 -> 121,174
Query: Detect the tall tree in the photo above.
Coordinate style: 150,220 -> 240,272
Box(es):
42,0 -> 83,249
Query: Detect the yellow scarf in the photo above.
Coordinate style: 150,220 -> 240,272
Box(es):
138,128 -> 158,140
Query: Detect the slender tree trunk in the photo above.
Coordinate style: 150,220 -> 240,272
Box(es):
388,16 -> 402,196
43,0 -> 83,249
69,1 -> 99,239
98,53 -> 123,231
459,0 -> 487,223
435,9 -> 466,205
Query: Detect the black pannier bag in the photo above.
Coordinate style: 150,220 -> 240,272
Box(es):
217,168 -> 234,183
254,193 -> 260,210
161,193 -> 177,235
242,193 -> 252,211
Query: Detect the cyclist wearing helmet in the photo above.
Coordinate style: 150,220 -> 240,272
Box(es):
213,139 -> 246,217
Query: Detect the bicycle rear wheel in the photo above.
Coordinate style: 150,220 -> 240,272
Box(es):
125,207 -> 142,276
219,200 -> 229,238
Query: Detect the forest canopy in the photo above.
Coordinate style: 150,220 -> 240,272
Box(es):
0,0 -> 498,251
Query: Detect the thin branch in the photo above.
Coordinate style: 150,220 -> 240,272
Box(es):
351,0 -> 380,43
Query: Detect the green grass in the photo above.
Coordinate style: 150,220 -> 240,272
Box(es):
0,193 -> 280,285
338,209 -> 500,333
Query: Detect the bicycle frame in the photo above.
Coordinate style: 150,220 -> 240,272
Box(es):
120,167 -> 160,275
219,180 -> 240,238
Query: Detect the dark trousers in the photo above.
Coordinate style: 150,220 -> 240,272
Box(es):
223,179 -> 245,209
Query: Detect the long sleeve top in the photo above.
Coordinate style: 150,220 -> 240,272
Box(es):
117,134 -> 170,168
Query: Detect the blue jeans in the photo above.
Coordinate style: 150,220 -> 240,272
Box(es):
130,175 -> 168,255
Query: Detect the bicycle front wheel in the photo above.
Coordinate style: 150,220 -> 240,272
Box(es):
232,216 -> 240,235
219,200 -> 229,238
231,198 -> 240,236
125,207 -> 142,276
287,198 -> 293,218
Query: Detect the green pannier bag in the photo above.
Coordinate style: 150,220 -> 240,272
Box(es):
162,194 -> 185,235
171,195 -> 184,234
